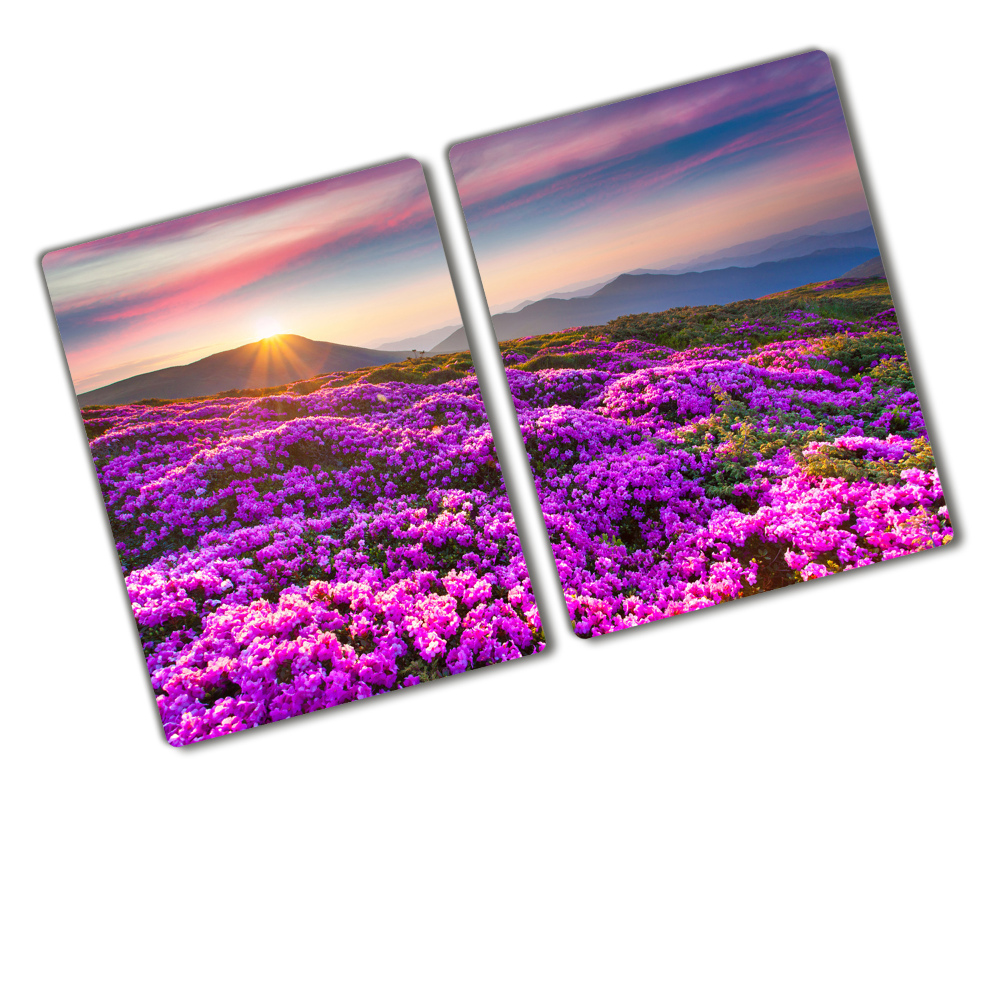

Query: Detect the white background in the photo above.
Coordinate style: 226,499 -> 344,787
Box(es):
3,3 -> 997,997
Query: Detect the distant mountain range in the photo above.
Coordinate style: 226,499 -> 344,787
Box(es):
631,225 -> 878,275
647,209 -> 875,272
79,335 -> 410,406
376,323 -> 463,352
434,245 -> 878,351
484,212 -> 878,314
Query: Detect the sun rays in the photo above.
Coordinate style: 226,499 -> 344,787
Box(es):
240,332 -> 311,388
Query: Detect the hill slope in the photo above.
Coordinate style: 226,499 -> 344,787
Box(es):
839,255 -> 885,279
79,334 -> 409,405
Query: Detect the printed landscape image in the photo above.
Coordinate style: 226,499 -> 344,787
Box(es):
42,160 -> 543,746
449,50 -> 951,632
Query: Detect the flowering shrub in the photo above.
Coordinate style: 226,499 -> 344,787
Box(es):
499,278 -> 951,636
85,368 -> 543,745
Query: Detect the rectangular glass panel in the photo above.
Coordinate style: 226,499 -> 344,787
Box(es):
42,158 -> 544,745
449,52 -> 952,637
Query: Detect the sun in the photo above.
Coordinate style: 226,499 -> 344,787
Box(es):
256,318 -> 286,342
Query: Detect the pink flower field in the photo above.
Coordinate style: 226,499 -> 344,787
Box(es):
84,363 -> 544,745
499,277 -> 951,635
81,276 -> 951,744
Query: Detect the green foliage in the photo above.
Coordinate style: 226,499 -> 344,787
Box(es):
518,352 -> 598,372
360,366 -> 431,385
252,395 -> 310,419
805,330 -> 905,375
801,436 -> 935,484
803,293 -> 892,321
424,367 -> 467,385
138,611 -> 203,648
290,377 -> 329,395
728,536 -> 801,594
672,405 -> 825,507
868,356 -> 914,391
83,416 -> 115,441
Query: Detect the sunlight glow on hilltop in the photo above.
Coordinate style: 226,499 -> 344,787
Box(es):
256,317 -> 287,341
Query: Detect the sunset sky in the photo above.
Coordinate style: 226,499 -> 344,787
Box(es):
44,159 -> 460,392
451,51 -> 870,312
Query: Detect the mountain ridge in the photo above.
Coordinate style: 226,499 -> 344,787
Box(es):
472,210 -> 876,327
435,246 -> 879,352
376,324 -> 463,352
648,209 -> 874,271
632,226 -> 878,275
79,334 -> 410,406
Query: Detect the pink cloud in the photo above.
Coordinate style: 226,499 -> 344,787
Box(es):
451,51 -> 838,207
